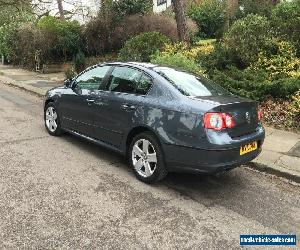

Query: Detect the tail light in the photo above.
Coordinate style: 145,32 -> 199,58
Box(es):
204,112 -> 235,131
257,109 -> 262,122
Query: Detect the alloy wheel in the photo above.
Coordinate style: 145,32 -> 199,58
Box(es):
132,139 -> 157,178
45,106 -> 58,133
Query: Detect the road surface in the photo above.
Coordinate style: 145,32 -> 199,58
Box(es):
0,83 -> 299,249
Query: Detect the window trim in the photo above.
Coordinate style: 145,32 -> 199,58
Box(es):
103,65 -> 154,97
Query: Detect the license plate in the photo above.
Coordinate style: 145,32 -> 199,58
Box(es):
240,141 -> 257,155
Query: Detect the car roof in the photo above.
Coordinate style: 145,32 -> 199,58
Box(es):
103,62 -> 157,70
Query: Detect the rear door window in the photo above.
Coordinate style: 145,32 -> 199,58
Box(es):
106,66 -> 152,95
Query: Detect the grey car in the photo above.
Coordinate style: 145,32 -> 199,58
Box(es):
44,62 -> 265,183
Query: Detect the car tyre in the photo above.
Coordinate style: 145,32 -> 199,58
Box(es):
44,102 -> 63,136
129,132 -> 168,183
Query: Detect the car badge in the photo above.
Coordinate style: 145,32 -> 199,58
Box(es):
245,112 -> 250,123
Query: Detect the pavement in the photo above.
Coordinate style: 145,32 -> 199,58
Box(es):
0,64 -> 299,184
0,83 -> 299,249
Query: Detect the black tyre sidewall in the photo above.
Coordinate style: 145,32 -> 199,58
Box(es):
44,102 -> 62,136
129,132 -> 167,183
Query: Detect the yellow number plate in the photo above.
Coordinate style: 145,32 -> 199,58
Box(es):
240,141 -> 257,155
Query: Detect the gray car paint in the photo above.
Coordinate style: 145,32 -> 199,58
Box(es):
44,62 -> 265,174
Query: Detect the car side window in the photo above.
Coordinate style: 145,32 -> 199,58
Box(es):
136,73 -> 152,95
106,66 -> 152,95
75,66 -> 110,90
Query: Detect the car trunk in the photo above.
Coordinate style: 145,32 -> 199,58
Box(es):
195,95 -> 259,138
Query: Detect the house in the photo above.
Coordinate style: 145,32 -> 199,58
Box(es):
153,0 -> 172,13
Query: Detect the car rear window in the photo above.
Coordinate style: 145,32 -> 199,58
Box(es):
154,67 -> 230,97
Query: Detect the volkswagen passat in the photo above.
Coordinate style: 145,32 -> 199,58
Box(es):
44,62 -> 265,183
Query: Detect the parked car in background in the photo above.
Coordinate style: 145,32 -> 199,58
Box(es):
44,62 -> 265,183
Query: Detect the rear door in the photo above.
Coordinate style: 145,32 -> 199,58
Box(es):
59,65 -> 111,136
92,66 -> 153,148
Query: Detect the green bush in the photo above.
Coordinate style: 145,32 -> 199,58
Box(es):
9,23 -> 54,68
187,0 -> 225,38
198,43 -> 242,71
115,14 -> 198,44
271,0 -> 300,56
38,16 -> 82,61
251,40 -> 300,80
118,32 -> 171,62
111,0 -> 152,19
0,24 -> 15,58
210,67 -> 268,100
224,14 -> 272,66
236,0 -> 275,19
267,78 -> 300,99
83,12 -> 120,56
210,66 -> 300,100
151,52 -> 200,74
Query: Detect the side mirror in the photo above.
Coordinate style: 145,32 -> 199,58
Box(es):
64,78 -> 73,88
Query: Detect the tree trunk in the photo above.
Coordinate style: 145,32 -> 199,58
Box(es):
56,0 -> 65,20
172,0 -> 190,44
224,0 -> 239,32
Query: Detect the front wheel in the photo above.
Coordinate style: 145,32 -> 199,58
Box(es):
129,132 -> 168,183
44,102 -> 63,136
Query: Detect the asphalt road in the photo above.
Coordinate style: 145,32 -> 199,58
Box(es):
0,83 -> 299,249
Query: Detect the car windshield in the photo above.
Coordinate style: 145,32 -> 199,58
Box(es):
154,67 -> 230,97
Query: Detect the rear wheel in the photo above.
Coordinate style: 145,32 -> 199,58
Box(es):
44,102 -> 62,136
129,132 -> 168,183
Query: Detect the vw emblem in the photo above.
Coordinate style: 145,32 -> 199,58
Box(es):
245,112 -> 250,123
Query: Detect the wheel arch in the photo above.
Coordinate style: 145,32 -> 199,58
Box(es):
125,125 -> 164,156
44,98 -> 56,110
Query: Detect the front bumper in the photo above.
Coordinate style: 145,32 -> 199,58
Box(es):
163,129 -> 265,174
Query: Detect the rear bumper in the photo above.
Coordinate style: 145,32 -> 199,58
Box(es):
163,132 -> 264,174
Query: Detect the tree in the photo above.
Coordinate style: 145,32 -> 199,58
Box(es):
56,0 -> 65,20
172,0 -> 190,44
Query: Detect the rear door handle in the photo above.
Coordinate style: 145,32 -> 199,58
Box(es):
121,104 -> 136,111
86,99 -> 95,105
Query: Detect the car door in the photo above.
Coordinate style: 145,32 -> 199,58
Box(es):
59,65 -> 111,137
92,66 -> 153,148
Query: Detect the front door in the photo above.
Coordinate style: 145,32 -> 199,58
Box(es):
59,65 -> 111,137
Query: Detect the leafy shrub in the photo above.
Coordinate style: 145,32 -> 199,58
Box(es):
9,23 -> 54,68
151,52 -> 201,74
210,67 -> 269,100
82,12 -> 120,56
271,0 -> 300,56
198,42 -> 242,71
187,0 -> 225,38
224,14 -> 272,66
74,51 -> 86,73
251,40 -> 300,80
38,16 -> 81,61
111,0 -> 152,19
236,0 -> 275,19
267,78 -> 300,99
210,66 -> 300,100
115,14 -> 198,43
118,32 -> 171,62
0,24 -> 15,58
162,40 -> 214,61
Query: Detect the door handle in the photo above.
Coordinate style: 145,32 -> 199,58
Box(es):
121,104 -> 136,111
86,99 -> 95,105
